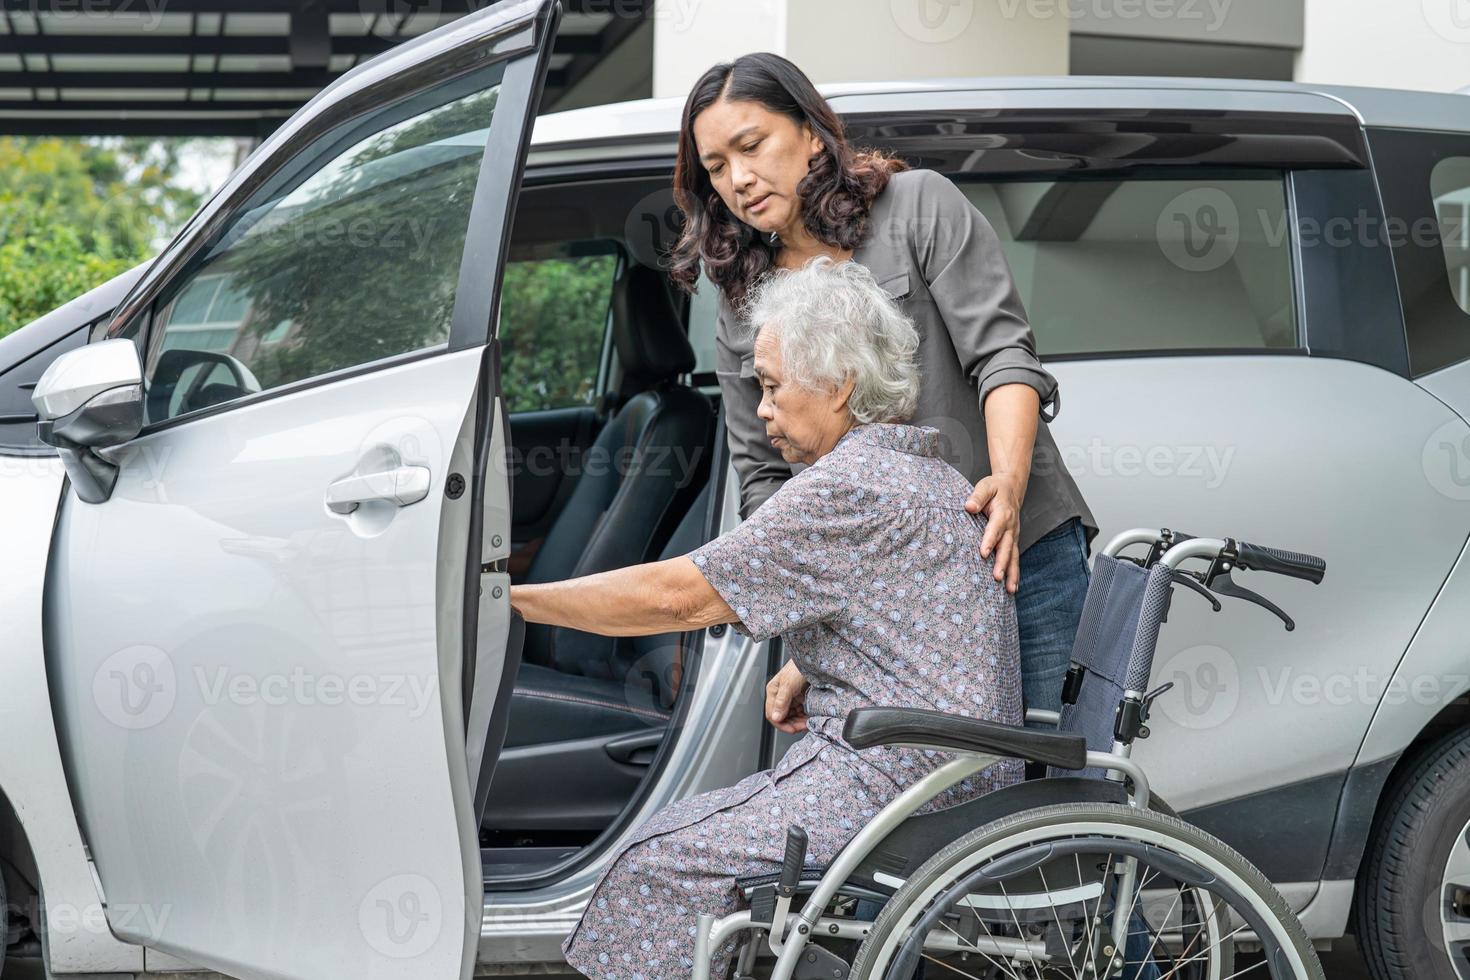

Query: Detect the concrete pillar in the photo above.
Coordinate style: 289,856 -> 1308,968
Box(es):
652,0 -> 1070,99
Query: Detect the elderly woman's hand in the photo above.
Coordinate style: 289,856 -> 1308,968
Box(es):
965,473 -> 1022,595
765,660 -> 810,733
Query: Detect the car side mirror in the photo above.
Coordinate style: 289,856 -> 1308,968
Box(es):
32,338 -> 145,504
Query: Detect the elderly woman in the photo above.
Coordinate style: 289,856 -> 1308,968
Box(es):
513,258 -> 1022,980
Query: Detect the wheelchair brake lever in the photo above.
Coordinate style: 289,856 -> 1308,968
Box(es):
1142,681 -> 1174,717
1169,570 -> 1221,612
1206,566 -> 1296,632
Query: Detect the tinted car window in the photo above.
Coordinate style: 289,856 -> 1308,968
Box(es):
1432,156 -> 1470,318
1368,129 -> 1470,376
688,271 -> 721,377
959,176 -> 1297,356
681,174 -> 1298,363
144,63 -> 506,425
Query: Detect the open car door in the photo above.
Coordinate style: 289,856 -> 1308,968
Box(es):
39,3 -> 557,978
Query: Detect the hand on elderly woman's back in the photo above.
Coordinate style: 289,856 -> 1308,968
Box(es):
765,660 -> 810,734
966,471 -> 1024,596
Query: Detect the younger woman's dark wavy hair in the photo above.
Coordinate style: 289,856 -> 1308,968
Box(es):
668,52 -> 907,311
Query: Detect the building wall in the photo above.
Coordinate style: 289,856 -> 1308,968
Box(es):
1294,0 -> 1470,94
628,0 -> 1466,116
783,0 -> 1068,85
650,0 -> 1069,100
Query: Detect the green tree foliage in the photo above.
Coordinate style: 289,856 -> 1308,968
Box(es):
0,137 -> 203,340
499,254 -> 617,414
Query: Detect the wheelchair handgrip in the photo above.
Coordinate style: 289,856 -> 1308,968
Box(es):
1234,541 -> 1326,584
777,825 -> 807,898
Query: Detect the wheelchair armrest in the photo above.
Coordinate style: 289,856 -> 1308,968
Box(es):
843,706 -> 1088,772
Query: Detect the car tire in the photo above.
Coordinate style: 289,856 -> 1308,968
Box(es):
1357,727 -> 1470,980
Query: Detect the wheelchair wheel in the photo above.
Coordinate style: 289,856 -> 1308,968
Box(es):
849,801 -> 1323,980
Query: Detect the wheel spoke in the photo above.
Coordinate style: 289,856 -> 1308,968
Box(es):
1137,882 -> 1184,970
1444,917 -> 1470,944
1445,824 -> 1470,890
1038,864 -> 1082,977
934,906 -> 1024,980
863,823 -> 1313,980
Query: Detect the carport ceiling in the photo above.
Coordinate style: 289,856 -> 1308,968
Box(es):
0,0 -> 645,135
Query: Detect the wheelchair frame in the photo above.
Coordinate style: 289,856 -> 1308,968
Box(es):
689,527 -> 1325,980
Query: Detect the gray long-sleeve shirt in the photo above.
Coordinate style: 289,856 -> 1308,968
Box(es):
713,167 -> 1098,556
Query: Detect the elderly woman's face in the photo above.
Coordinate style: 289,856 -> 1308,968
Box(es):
753,328 -> 855,465
692,97 -> 822,237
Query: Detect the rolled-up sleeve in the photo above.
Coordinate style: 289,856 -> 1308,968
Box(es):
713,300 -> 792,517
913,170 -> 1061,423
687,470 -> 867,643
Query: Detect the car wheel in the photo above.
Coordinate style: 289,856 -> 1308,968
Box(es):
1358,727 -> 1470,979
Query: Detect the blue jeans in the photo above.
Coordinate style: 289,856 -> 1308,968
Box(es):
1016,516 -> 1091,717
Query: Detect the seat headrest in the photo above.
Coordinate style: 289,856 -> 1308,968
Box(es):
610,264 -> 695,385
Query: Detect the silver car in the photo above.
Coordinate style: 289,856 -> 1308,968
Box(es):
2,1 -> 1470,977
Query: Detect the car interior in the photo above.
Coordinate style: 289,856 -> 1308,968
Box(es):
479,175 -> 726,878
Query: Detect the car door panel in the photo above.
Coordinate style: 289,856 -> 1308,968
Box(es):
47,349 -> 484,979
1050,355 -> 1468,816
1349,356 -> 1470,765
42,2 -> 558,977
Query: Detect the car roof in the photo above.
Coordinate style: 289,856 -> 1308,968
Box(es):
530,74 -> 1470,153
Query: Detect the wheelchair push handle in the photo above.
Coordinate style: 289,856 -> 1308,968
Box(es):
1233,540 -> 1326,584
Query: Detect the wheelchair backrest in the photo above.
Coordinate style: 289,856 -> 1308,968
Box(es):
1048,554 -> 1175,779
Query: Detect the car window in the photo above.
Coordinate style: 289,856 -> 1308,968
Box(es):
958,176 -> 1297,356
1432,156 -> 1470,318
1368,130 -> 1470,376
688,271 -> 721,377
498,243 -> 619,413
143,63 -> 505,425
683,176 -> 1297,364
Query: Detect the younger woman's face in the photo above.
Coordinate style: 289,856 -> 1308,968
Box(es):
692,96 -> 822,238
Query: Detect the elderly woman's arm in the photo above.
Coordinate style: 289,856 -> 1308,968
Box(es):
510,556 -> 738,636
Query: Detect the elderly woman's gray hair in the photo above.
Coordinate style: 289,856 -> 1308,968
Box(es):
741,256 -> 921,425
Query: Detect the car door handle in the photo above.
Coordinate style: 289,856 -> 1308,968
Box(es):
324,465 -> 432,514
604,729 -> 664,767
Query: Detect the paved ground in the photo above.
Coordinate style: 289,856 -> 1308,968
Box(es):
530,936 -> 1376,977
1244,935 -> 1372,978
3,935 -> 1375,977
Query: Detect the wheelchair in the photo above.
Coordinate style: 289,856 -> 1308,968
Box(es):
691,527 -> 1329,980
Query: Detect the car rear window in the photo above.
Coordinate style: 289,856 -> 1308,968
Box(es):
957,175 -> 1298,357
1432,156 -> 1470,319
1367,129 -> 1470,376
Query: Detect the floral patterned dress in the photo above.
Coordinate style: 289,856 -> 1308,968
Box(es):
561,422 -> 1023,980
